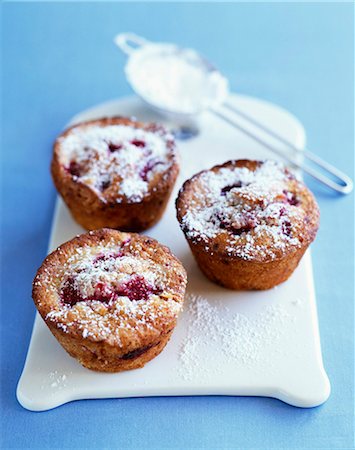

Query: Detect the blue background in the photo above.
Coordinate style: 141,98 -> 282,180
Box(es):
1,2 -> 354,449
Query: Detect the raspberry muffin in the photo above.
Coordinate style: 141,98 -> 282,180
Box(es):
176,159 -> 319,290
32,229 -> 187,372
51,117 -> 179,231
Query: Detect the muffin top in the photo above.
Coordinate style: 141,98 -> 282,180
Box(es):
53,117 -> 178,204
176,160 -> 319,262
32,229 -> 187,349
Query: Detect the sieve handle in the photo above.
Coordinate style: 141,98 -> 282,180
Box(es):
212,104 -> 353,195
114,33 -> 150,56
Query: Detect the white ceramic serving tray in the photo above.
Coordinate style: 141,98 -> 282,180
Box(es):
17,94 -> 330,411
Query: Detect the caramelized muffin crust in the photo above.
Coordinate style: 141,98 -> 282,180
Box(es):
51,117 -> 179,231
176,159 -> 319,290
33,229 -> 187,372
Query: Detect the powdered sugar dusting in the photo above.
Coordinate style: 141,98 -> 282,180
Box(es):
177,294 -> 293,381
40,371 -> 70,391
179,160 -> 306,260
63,244 -> 161,300
58,122 -> 175,202
43,239 -> 183,345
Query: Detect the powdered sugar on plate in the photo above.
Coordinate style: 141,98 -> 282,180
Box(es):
177,294 -> 295,381
39,370 -> 72,392
58,122 -> 175,202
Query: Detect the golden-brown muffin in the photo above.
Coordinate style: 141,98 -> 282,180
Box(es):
51,117 -> 179,231
32,229 -> 187,372
176,159 -> 319,290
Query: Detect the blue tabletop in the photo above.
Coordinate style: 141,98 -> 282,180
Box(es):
1,2 -> 354,449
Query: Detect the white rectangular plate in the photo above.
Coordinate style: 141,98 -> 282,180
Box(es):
17,94 -> 330,411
